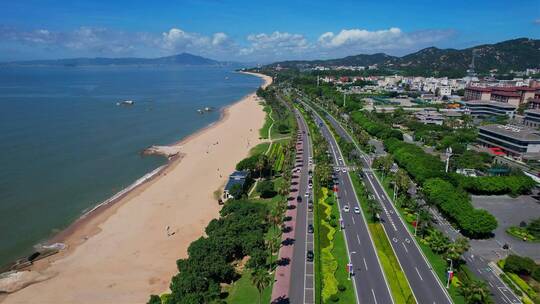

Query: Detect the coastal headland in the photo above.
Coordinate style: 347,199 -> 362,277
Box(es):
1,72 -> 272,303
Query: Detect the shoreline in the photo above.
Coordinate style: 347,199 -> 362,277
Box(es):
1,71 -> 272,302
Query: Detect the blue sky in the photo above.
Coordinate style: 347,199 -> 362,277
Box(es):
0,0 -> 538,62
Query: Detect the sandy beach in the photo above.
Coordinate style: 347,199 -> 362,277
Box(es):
1,72 -> 272,304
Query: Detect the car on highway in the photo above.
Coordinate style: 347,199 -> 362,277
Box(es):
305,191 -> 309,197
335,167 -> 340,172
342,168 -> 347,173
306,250 -> 314,262
343,205 -> 350,212
354,206 -> 360,214
297,196 -> 302,203
308,224 -> 314,233
308,204 -> 313,212
308,183 -> 313,189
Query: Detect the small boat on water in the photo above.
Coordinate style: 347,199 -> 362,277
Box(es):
197,106 -> 214,114
117,100 -> 135,106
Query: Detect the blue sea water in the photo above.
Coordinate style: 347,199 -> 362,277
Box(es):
0,65 -> 262,267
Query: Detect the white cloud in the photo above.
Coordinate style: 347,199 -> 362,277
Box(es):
318,27 -> 403,48
0,25 -> 456,62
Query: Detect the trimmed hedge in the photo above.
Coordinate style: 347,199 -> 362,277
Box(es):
350,111 -> 403,140
423,178 -> 498,237
454,174 -> 536,196
384,138 -> 445,183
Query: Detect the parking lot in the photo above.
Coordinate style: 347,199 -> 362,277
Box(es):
471,194 -> 540,261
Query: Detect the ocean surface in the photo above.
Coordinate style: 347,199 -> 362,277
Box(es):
0,65 -> 262,267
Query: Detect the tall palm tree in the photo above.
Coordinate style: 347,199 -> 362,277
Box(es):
256,155 -> 268,178
459,279 -> 493,304
251,269 -> 272,304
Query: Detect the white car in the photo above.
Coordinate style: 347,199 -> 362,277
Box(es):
308,183 -> 313,189
335,167 -> 340,172
354,207 -> 360,214
342,168 -> 347,173
305,191 -> 310,197
343,205 -> 350,213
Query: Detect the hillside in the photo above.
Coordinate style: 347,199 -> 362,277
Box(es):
268,38 -> 540,76
2,53 -> 220,67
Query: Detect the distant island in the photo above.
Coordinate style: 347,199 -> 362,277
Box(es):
0,52 -> 229,67
267,38 -> 540,77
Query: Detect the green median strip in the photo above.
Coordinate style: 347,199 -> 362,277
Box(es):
348,173 -> 416,304
369,223 -> 416,304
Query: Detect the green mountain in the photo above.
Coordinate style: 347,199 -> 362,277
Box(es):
2,53 -> 221,67
268,38 -> 540,76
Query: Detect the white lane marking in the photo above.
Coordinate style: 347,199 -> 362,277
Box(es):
401,242 -> 409,253
363,258 -> 369,271
415,267 -> 424,281
351,216 -> 356,225
357,235 -> 361,245
371,289 -> 378,304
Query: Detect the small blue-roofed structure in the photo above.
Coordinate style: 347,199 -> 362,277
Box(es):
223,170 -> 250,200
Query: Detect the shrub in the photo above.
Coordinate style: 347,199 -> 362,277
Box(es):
456,174 -> 536,196
257,180 -> 276,198
338,283 -> 347,292
330,294 -> 340,302
504,254 -> 536,275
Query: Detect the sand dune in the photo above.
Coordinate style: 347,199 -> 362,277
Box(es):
2,72 -> 272,304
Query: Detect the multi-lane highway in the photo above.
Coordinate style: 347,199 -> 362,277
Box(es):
307,99 -> 453,304
302,101 -> 394,304
289,108 -> 315,304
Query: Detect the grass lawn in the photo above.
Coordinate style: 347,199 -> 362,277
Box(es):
369,223 -> 415,304
250,142 -> 270,156
225,269 -> 272,304
259,105 -> 272,139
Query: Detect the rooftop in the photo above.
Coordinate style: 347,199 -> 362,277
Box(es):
491,91 -> 521,98
463,100 -> 517,109
479,124 -> 540,141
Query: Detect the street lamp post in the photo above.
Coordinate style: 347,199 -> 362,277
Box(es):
446,258 -> 454,289
348,251 -> 357,279
414,212 -> 420,236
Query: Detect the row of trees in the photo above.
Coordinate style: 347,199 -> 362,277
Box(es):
384,138 -> 446,183
350,111 -> 403,140
148,200 -> 272,304
423,178 -> 498,238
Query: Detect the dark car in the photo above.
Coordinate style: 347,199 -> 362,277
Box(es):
297,196 -> 302,203
308,224 -> 314,233
306,250 -> 314,262
308,204 -> 313,212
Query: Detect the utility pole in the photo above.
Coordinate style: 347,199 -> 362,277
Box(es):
343,91 -> 346,107
317,75 -> 320,87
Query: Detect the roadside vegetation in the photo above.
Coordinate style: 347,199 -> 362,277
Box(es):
506,217 -> 540,242
498,254 -> 540,304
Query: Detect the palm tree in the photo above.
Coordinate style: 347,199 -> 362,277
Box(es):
256,155 -> 268,178
427,229 -> 450,254
251,269 -> 272,304
394,169 -> 411,197
459,279 -> 493,304
416,208 -> 433,237
446,237 -> 470,264
367,198 -> 382,222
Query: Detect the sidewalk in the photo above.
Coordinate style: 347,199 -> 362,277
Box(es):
270,138 -> 303,303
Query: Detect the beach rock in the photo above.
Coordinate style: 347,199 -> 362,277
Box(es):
142,145 -> 181,158
0,271 -> 52,293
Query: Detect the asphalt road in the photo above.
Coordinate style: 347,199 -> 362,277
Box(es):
304,102 -> 394,304
430,208 -> 522,304
289,108 -> 315,304
309,100 -> 453,304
